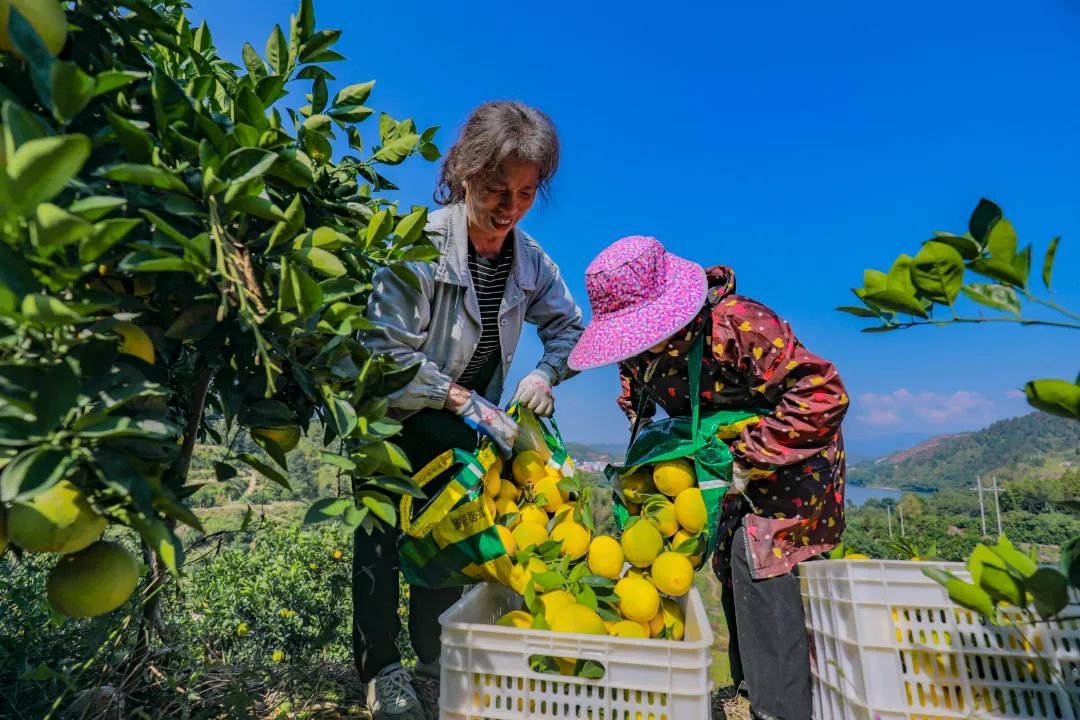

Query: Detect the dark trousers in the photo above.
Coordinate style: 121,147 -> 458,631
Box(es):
719,519 -> 813,720
352,408 -> 478,683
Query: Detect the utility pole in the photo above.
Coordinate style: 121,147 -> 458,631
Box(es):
992,476 -> 1003,539
886,504 -> 893,538
898,502 -> 906,538
974,475 -> 987,537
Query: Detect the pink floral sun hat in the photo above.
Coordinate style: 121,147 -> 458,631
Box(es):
568,236 -> 707,371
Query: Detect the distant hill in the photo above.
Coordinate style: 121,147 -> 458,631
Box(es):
565,442 -> 625,464
848,412 -> 1080,492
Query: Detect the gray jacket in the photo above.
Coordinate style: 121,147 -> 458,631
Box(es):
365,203 -> 584,414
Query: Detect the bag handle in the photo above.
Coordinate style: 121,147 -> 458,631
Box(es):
627,333 -> 706,449
399,447 -> 485,537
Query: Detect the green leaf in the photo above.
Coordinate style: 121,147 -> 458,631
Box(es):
1024,378 -> 1080,420
1012,244 -> 1031,290
323,389 -> 357,437
219,148 -> 278,185
357,490 -> 397,526
1042,236 -> 1060,290
7,135 -> 91,212
67,195 -> 127,222
394,209 -> 428,245
164,303 -> 217,340
371,133 -> 419,165
106,109 -> 154,163
35,203 -> 92,253
238,452 -> 291,490
268,149 -> 314,187
930,233 -> 981,261
278,261 -> 324,318
2,101 -> 46,156
329,105 -> 373,123
986,218 -> 1018,262
242,43 -> 267,81
945,578 -> 997,618
303,497 -> 354,524
297,0 -> 316,40
21,294 -> 87,324
214,461 -> 238,482
420,143 -> 441,162
968,198 -> 1003,244
79,218 -> 143,263
960,283 -> 1020,316
293,246 -> 346,277
1027,568 -> 1069,620
968,257 -> 1027,287
1060,537 -> 1080,587
266,24 -> 289,75
366,475 -> 425,498
365,209 -> 394,246
333,81 -> 374,107
228,195 -> 288,222
50,61 -> 96,123
94,70 -> 144,97
910,241 -> 964,305
132,516 -> 185,577
0,448 -> 74,502
835,305 -> 880,318
99,163 -> 189,194
299,30 -> 342,63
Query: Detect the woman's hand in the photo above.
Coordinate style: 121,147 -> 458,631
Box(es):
512,369 -> 555,416
450,388 -> 519,455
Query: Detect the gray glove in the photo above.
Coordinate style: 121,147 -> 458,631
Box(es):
454,391 -> 519,455
512,368 -> 555,417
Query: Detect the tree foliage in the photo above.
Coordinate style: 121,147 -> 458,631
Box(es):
0,0 -> 438,582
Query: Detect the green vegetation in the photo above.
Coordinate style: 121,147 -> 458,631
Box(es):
848,411 -> 1080,492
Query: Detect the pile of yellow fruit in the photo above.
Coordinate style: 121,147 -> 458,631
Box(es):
487,452 -> 708,672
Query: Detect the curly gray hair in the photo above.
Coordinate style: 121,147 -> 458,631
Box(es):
435,101 -> 560,206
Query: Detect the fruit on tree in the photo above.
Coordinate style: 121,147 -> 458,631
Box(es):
112,321 -> 155,365
251,425 -> 301,453
0,0 -> 67,57
587,535 -> 624,580
46,541 -> 139,617
621,518 -> 663,568
673,487 -> 706,534
650,552 -> 694,597
652,458 -> 695,497
614,575 -> 660,624
8,480 -> 106,554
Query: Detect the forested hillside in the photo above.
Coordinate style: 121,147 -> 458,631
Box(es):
848,412 -> 1080,492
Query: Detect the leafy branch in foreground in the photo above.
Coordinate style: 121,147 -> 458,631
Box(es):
839,198 -> 1078,421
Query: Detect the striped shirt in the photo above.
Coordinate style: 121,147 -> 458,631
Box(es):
457,241 -> 513,389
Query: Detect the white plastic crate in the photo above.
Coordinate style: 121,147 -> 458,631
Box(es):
438,582 -> 713,719
800,559 -> 1080,719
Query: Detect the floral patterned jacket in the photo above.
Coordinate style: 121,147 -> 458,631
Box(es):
616,266 -> 849,579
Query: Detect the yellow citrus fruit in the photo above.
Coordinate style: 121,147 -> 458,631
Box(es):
494,498 -> 520,522
553,502 -> 576,525
490,456 -> 504,476
549,603 -> 606,635
646,498 -> 679,537
608,620 -> 649,638
272,650 -> 285,662
532,476 -> 564,513
236,622 -> 250,637
673,488 -> 706,534
648,610 -> 664,638
620,468 -> 656,504
651,552 -> 694,597
587,535 -> 624,580
512,521 -> 548,551
497,525 -> 517,555
538,589 -> 576,619
620,519 -> 663,568
652,458 -> 695,497
46,541 -> 139,618
845,553 -> 871,560
484,496 -> 497,519
8,480 -> 106,554
484,468 -> 502,498
657,597 -> 686,640
0,0 -> 68,57
512,450 -> 546,487
497,478 -> 521,503
518,503 -> 548,527
672,529 -> 704,568
624,566 -> 648,580
0,507 -> 8,556
550,521 -> 590,560
113,321 -> 155,365
509,557 -> 547,594
615,575 -> 660,624
555,657 -> 576,676
496,610 -> 534,629
251,425 -> 301,453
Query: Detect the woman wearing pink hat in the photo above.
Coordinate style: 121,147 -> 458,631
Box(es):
569,236 -> 849,720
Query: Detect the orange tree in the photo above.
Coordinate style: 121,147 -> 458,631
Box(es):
0,0 -> 436,622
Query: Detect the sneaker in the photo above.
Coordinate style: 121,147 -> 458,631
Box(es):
413,658 -> 440,680
366,663 -> 422,719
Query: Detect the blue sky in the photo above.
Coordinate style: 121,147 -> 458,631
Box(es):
189,0 -> 1080,453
